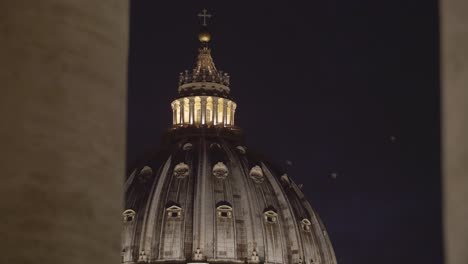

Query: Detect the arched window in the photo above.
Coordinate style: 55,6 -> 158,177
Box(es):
122,209 -> 136,223
226,101 -> 232,125
210,142 -> 221,149
263,206 -> 278,223
173,100 -> 181,125
280,174 -> 291,186
301,218 -> 312,232
217,98 -> 224,125
137,166 -> 153,183
183,98 -> 190,125
236,146 -> 246,154
138,251 -> 148,262
194,96 -> 201,124
206,97 -> 213,124
183,142 -> 193,151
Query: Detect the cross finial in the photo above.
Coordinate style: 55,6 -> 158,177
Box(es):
198,9 -> 212,26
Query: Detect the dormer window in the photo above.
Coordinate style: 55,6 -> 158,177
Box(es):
301,218 -> 312,232
182,142 -> 193,151
263,206 -> 278,223
236,146 -> 246,154
166,201 -> 182,218
216,201 -> 233,218
210,142 -> 221,149
138,251 -> 148,262
250,165 -> 264,183
123,209 -> 136,223
173,162 -> 189,179
280,174 -> 291,186
212,162 -> 229,179
138,166 -> 153,183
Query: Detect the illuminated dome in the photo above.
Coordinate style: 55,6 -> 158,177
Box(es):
123,10 -> 337,264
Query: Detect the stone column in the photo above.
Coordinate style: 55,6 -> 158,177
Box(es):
189,98 -> 195,125
441,1 -> 468,264
0,1 -> 128,264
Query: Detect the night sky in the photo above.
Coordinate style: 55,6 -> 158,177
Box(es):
127,1 -> 441,263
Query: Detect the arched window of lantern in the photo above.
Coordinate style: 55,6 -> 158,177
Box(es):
171,101 -> 176,124
123,209 -> 136,223
206,97 -> 213,124
194,96 -> 201,124
226,100 -> 232,125
263,206 -> 278,223
217,98 -> 224,125
301,218 -> 312,232
231,103 -> 237,125
174,100 -> 181,125
165,201 -> 182,218
182,98 -> 190,125
216,201 -> 233,218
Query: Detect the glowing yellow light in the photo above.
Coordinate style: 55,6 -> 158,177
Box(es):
217,98 -> 224,126
206,97 -> 213,125
183,98 -> 189,125
226,101 -> 232,125
194,96 -> 201,125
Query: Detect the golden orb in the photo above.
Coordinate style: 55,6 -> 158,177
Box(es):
198,30 -> 211,42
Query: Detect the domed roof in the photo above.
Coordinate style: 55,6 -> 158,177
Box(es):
123,10 -> 336,264
122,130 -> 336,264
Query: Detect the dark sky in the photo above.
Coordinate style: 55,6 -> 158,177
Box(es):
128,1 -> 441,263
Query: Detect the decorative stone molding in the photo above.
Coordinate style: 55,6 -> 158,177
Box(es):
250,165 -> 264,183
173,162 -> 189,178
212,162 -> 229,179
